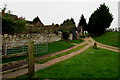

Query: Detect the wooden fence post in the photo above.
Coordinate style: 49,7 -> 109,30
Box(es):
28,40 -> 35,78
2,41 -> 7,55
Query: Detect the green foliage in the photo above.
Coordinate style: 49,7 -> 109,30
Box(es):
14,19 -> 27,33
2,16 -> 15,34
61,18 -> 76,32
78,14 -> 87,31
88,3 -> 113,36
61,18 -> 76,40
62,31 -> 70,40
61,18 -> 75,26
2,14 -> 27,34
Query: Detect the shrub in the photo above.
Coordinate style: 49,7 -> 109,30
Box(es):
2,14 -> 27,34
62,31 -> 70,40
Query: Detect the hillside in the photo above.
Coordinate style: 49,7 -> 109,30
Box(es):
94,32 -> 120,48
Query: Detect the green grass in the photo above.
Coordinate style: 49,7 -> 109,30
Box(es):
37,43 -> 88,64
2,55 -> 27,63
35,41 -> 75,57
68,39 -> 83,44
18,47 -> 118,79
94,32 -> 120,47
2,41 -> 75,63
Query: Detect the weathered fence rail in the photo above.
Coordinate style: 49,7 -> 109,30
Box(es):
2,41 -> 28,55
1,40 -> 48,58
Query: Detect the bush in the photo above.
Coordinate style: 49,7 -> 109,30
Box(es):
14,19 -> 27,33
2,16 -> 15,34
62,31 -> 70,40
2,15 -> 27,34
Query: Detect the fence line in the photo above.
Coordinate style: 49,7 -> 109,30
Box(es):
2,40 -> 48,55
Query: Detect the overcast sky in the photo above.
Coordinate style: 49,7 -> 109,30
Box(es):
1,0 -> 119,28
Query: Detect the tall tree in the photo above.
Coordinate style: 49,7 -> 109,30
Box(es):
88,3 -> 113,36
78,14 -> 87,31
61,18 -> 75,27
60,18 -> 76,40
60,18 -> 76,31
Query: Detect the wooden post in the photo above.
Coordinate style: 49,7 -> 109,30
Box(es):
2,41 -> 7,55
93,42 -> 97,49
28,40 -> 35,78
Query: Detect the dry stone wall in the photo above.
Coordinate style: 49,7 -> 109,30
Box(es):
2,33 -> 62,49
1,32 -> 73,49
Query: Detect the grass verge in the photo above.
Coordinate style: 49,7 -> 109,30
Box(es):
94,32 -> 120,47
17,47 -> 118,79
37,43 -> 88,64
68,39 -> 83,44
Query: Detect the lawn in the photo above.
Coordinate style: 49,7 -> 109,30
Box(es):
37,43 -> 88,64
68,39 -> 83,44
2,40 -> 75,63
18,47 -> 119,79
94,32 -> 120,47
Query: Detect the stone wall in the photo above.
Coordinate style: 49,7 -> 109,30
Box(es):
2,32 -> 62,49
1,32 -> 73,49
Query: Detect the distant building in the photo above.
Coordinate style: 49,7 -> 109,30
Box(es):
32,16 -> 44,27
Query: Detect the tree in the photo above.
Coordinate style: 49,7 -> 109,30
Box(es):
14,19 -> 27,33
88,3 -> 113,36
60,18 -> 76,40
78,14 -> 87,31
62,31 -> 70,40
2,5 -> 27,34
2,12 -> 27,34
61,18 -> 75,27
60,18 -> 76,32
2,16 -> 27,34
2,16 -> 15,34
